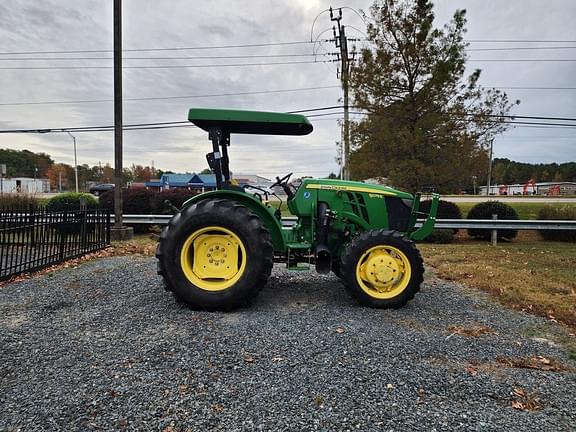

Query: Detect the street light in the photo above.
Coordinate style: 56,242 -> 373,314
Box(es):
65,131 -> 79,193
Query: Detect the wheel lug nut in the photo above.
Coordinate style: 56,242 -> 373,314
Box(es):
207,253 -> 211,257
209,259 -> 213,263
215,245 -> 219,250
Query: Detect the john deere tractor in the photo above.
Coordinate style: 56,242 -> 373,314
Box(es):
156,108 -> 439,310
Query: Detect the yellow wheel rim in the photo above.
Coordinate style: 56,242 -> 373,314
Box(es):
180,226 -> 247,292
355,245 -> 411,299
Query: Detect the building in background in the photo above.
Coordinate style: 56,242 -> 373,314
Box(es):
480,181 -> 576,196
145,173 -> 271,192
0,177 -> 50,194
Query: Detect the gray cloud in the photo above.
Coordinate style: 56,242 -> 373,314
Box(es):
0,0 -> 574,180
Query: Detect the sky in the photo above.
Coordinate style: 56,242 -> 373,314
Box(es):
0,0 -> 575,180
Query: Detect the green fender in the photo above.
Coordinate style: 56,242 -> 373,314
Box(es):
181,190 -> 286,252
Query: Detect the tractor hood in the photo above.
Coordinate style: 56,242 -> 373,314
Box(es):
302,179 -> 414,199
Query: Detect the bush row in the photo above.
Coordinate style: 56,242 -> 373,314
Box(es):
98,188 -> 199,214
537,205 -> 576,242
9,191 -> 572,243
425,200 -> 575,243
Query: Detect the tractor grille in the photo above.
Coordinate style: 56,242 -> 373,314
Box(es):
386,197 -> 411,232
345,192 -> 370,224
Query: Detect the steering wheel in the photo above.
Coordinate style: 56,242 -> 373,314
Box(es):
271,172 -> 293,188
271,172 -> 295,200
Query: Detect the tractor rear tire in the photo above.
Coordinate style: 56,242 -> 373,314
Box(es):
156,199 -> 273,310
340,230 -> 424,309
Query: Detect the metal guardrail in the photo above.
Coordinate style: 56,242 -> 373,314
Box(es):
115,215 -> 576,230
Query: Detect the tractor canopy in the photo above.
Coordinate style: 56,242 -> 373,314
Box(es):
188,108 -> 313,136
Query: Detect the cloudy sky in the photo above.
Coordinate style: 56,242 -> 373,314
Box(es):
0,0 -> 574,180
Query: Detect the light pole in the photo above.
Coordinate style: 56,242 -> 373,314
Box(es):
65,131 -> 79,193
472,175 -> 477,195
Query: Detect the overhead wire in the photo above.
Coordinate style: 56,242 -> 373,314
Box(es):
0,85 -> 341,107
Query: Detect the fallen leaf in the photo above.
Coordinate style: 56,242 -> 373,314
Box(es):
335,327 -> 345,334
386,383 -> 394,390
211,404 -> 224,413
243,354 -> 255,363
511,400 -> 525,410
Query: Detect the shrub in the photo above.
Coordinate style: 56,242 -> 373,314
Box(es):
537,205 -> 576,242
46,192 -> 98,211
0,193 -> 39,210
99,188 -> 199,214
98,188 -> 199,233
467,201 -> 519,241
157,189 -> 199,212
98,188 -> 156,214
419,199 -> 462,243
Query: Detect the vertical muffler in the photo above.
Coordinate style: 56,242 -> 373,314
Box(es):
315,202 -> 332,274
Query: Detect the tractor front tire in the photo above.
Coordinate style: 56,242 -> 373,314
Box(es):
156,199 -> 273,310
340,230 -> 424,309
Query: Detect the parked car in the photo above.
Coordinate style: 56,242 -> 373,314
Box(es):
89,183 -> 115,196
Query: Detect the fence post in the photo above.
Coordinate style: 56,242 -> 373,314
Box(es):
491,214 -> 498,246
59,211 -> 67,260
29,203 -> 36,247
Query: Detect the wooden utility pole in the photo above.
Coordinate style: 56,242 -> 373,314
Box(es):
331,7 -> 352,180
114,0 -> 123,228
112,0 -> 132,239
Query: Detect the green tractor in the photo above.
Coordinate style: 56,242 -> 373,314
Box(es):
156,108 -> 439,310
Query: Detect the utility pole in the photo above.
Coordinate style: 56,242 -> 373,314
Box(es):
486,138 -> 494,196
112,0 -> 132,239
330,7 -> 353,180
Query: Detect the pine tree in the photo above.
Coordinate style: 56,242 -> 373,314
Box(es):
349,0 -> 519,192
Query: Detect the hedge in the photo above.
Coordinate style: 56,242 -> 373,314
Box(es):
419,199 -> 462,243
467,201 -> 519,241
46,192 -> 98,210
537,205 -> 576,242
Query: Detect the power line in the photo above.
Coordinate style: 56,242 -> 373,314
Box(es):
1,86 -> 573,108
467,46 -> 576,51
491,86 -> 576,90
0,40 -> 317,56
466,39 -> 576,43
2,106 -> 576,134
0,60 -> 328,70
0,53 -> 333,61
0,86 -> 340,107
469,59 -> 576,62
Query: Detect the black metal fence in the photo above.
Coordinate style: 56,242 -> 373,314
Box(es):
0,207 -> 110,281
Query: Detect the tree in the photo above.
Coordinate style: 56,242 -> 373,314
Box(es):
199,168 -> 213,175
349,0 -> 518,193
0,149 -> 53,177
46,163 -> 73,191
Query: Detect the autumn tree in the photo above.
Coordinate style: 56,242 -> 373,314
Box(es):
349,0 -> 518,192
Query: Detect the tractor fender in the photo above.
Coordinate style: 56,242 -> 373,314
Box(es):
181,190 -> 285,252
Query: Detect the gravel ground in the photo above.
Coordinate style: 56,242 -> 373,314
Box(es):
1,256 -> 575,431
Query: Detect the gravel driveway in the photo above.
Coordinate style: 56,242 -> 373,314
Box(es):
1,256 -> 575,431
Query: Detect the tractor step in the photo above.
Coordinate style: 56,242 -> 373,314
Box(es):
287,262 -> 311,271
286,247 -> 311,271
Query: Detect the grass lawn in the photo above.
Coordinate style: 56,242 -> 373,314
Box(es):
419,232 -> 576,330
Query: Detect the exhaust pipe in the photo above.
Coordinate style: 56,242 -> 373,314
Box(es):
315,202 -> 332,274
